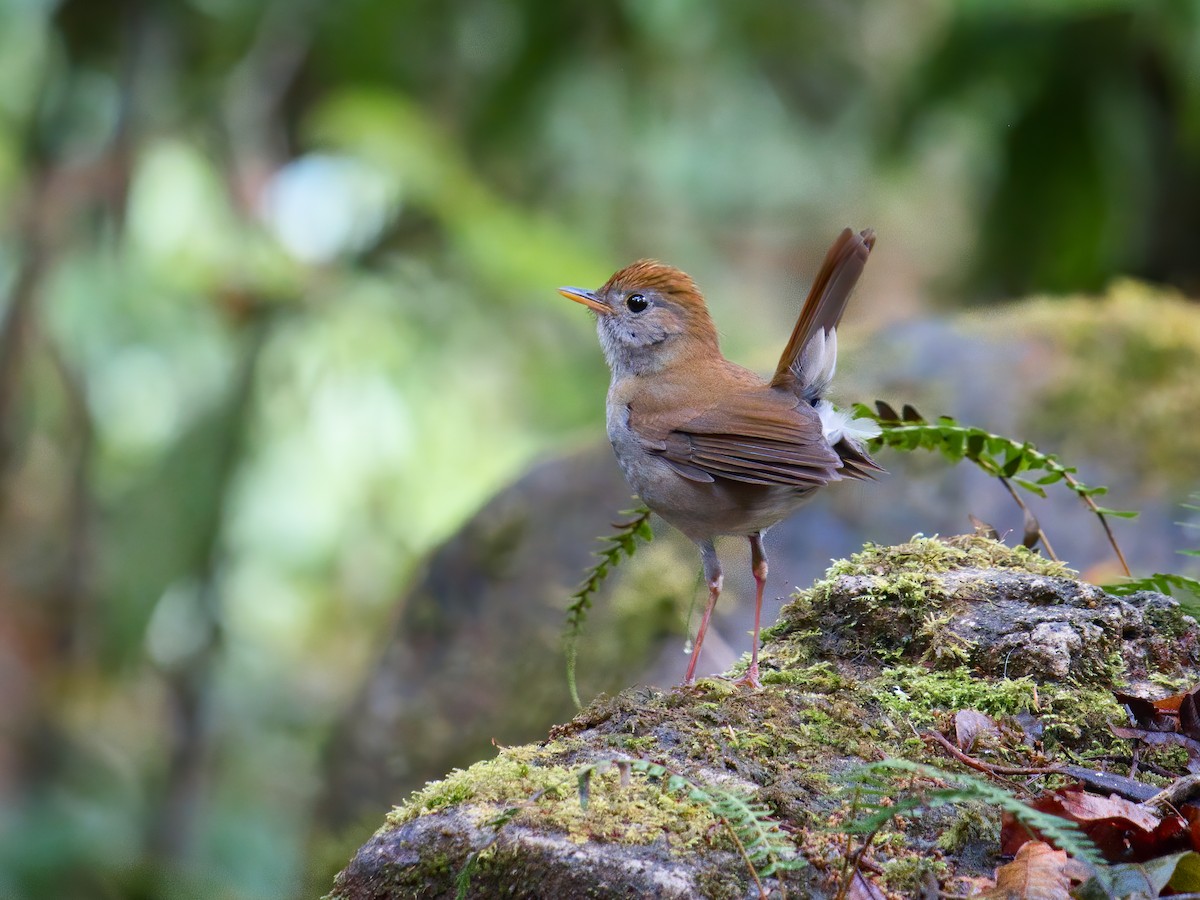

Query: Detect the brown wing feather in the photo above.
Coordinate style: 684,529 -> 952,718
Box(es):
770,228 -> 875,389
635,387 -> 845,488
621,332 -> 878,488
689,444 -> 839,485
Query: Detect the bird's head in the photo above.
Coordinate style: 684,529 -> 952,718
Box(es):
558,260 -> 719,376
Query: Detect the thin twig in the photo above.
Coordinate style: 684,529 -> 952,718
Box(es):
1141,774 -> 1200,811
1061,470 -> 1131,576
923,731 -> 1059,780
835,823 -> 884,900
998,476 -> 1059,562
43,338 -> 96,665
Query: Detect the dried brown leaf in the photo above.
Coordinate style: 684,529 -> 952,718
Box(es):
1111,725 -> 1200,773
977,841 -> 1090,899
969,514 -> 1000,541
1002,786 -> 1191,864
1020,506 -> 1041,549
955,709 -> 1000,753
1181,688 -> 1200,741
846,870 -> 888,900
1113,690 -> 1176,732
1053,790 -> 1162,835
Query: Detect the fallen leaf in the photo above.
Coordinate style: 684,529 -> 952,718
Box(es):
1097,849 -> 1200,897
1182,688 -> 1200,741
1111,725 -> 1200,773
1182,802 -> 1200,852
1113,691 -> 1177,732
1001,786 -> 1189,863
977,841 -> 1091,899
1013,710 -> 1044,747
1053,790 -> 1161,834
1113,683 -> 1200,739
846,870 -> 888,900
1171,849 -> 1200,891
955,709 -> 1000,752
969,514 -> 1000,541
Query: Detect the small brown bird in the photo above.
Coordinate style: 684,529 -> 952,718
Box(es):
559,228 -> 881,688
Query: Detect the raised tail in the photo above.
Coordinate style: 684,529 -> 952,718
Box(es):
770,227 -> 875,401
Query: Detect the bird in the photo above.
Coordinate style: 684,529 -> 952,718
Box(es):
558,227 -> 882,688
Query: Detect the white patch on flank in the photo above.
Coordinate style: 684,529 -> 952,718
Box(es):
816,400 -> 882,445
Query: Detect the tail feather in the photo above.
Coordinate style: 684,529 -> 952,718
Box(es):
771,227 -> 875,396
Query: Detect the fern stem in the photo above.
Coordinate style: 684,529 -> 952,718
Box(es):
1061,470 -> 1131,576
564,506 -> 652,708
998,475 -> 1060,562
723,821 -> 768,900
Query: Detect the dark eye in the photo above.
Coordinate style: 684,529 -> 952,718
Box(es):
626,293 -> 648,313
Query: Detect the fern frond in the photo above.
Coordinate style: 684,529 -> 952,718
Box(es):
697,786 -> 805,878
564,506 -> 652,708
844,759 -> 1108,879
854,402 -> 1133,576
577,757 -> 804,886
1101,497 -> 1200,612
1104,571 -> 1200,620
1103,572 -> 1200,599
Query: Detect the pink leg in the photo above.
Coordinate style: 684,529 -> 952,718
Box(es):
733,533 -> 767,689
684,541 -> 721,685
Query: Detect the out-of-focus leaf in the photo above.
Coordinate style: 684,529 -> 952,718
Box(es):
307,90 -> 607,296
1092,850 -> 1200,898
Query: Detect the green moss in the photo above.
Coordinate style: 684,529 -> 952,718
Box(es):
1148,671 -> 1194,691
620,735 -> 659,753
881,855 -> 949,891
770,535 -> 1074,665
824,534 -> 1073,580
1036,685 -> 1126,750
869,664 -> 1038,727
390,750 -> 564,824
917,613 -> 977,668
936,804 -> 999,854
341,533 -> 1200,898
1144,601 -> 1193,639
761,661 -> 847,691
386,746 -> 723,851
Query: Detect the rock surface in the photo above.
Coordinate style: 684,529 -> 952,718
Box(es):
326,536 -> 1200,899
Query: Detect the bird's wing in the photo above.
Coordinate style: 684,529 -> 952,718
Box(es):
632,389 -> 845,487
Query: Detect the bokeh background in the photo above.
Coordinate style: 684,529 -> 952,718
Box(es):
1,1 -> 1199,898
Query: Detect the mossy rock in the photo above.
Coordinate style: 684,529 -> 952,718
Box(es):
768,535 -> 1195,691
327,536 -> 1200,899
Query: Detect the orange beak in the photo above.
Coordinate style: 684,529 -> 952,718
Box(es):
558,286 -> 611,315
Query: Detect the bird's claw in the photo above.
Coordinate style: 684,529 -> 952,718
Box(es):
731,666 -> 762,690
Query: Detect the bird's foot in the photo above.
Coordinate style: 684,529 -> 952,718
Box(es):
731,665 -> 762,690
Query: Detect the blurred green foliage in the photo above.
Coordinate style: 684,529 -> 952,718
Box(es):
0,0 -> 1196,898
